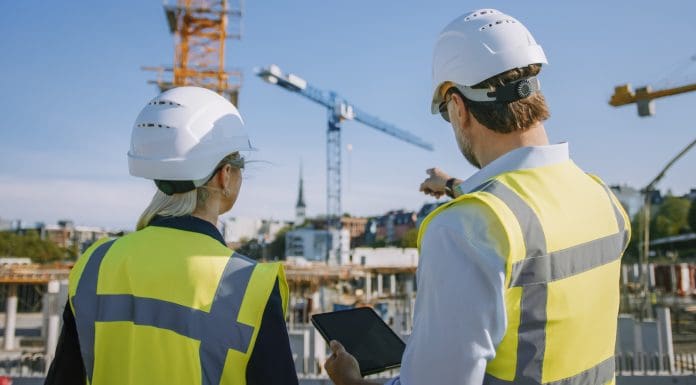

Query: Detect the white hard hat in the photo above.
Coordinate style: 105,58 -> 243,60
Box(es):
431,9 -> 548,113
128,86 -> 254,185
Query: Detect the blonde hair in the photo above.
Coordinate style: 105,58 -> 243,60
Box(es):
136,153 -> 242,230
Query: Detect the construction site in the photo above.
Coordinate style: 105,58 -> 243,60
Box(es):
1,1 -> 696,385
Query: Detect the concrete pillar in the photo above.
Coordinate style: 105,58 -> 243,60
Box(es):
4,285 -> 17,350
390,274 -> 396,295
365,272 -> 372,302
313,328 -> 327,374
680,264 -> 690,295
656,307 -> 675,372
44,280 -> 61,372
377,274 -> 383,297
303,328 -> 310,374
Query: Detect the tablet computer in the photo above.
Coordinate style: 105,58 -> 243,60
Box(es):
311,307 -> 406,376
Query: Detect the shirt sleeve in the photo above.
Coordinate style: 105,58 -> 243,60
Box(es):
246,279 -> 299,385
395,202 -> 508,385
44,301 -> 86,385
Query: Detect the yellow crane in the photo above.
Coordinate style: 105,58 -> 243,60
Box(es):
609,55 -> 696,318
610,55 -> 696,117
609,82 -> 696,117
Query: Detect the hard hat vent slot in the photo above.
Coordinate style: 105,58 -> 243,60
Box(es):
137,123 -> 173,129
479,18 -> 516,31
148,99 -> 182,107
464,9 -> 500,22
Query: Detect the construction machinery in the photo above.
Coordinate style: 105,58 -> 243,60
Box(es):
609,55 -> 696,319
256,65 -> 434,232
143,0 -> 243,105
609,55 -> 696,117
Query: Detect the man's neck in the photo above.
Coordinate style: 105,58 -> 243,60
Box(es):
476,122 -> 549,168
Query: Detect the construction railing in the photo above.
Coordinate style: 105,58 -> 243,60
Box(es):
615,352 -> 696,375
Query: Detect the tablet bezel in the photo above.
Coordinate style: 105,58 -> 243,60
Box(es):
311,307 -> 405,376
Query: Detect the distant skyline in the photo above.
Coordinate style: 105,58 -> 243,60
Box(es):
2,1 -> 695,230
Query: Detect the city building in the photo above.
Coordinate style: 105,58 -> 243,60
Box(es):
350,247 -> 418,267
340,216 -> 368,247
222,217 -> 292,247
285,228 -> 350,264
375,210 -> 417,244
9,220 -> 113,253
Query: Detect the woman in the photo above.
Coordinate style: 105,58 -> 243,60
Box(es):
45,87 -> 299,385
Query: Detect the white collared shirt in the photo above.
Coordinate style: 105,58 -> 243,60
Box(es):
387,143 -> 570,385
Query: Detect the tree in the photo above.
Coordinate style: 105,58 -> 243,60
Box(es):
0,231 -> 68,263
688,199 -> 696,233
650,196 -> 691,239
400,228 -> 418,248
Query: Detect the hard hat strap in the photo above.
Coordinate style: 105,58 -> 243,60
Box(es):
456,76 -> 541,103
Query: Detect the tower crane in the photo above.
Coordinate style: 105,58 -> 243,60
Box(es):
609,82 -> 696,117
143,0 -> 243,105
609,55 -> 696,318
256,64 -> 434,231
609,55 -> 696,117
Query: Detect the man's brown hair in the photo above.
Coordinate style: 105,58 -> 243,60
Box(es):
459,64 -> 550,133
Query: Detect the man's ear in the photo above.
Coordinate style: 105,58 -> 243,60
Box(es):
451,92 -> 470,128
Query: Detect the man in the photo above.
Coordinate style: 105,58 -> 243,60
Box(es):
326,8 -> 630,385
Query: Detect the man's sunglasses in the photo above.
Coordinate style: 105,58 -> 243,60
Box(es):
438,88 -> 459,123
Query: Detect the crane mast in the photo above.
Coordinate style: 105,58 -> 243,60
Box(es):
256,65 -> 433,251
143,0 -> 243,105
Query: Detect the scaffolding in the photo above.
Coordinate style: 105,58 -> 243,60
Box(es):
144,0 -> 243,105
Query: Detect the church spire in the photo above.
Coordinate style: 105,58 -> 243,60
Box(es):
295,162 -> 306,225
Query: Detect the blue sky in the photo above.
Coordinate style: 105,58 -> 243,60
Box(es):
1,1 -> 695,230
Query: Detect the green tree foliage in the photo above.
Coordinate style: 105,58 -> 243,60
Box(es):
0,231 -> 68,263
400,228 -> 418,248
650,196 -> 691,239
688,199 -> 696,233
626,197 -> 692,261
370,238 -> 387,248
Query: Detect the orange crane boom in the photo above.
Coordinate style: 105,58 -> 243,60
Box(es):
609,82 -> 696,116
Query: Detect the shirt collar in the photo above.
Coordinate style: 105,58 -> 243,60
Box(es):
149,215 -> 226,246
458,143 -> 570,194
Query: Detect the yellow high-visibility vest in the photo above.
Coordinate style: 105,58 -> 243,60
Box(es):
68,225 -> 288,385
418,160 -> 630,385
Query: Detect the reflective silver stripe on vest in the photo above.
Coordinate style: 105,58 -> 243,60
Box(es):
484,357 -> 615,385
476,180 -> 626,384
72,241 -> 257,385
509,232 -> 625,287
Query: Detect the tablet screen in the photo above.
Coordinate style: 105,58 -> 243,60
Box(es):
311,307 -> 405,376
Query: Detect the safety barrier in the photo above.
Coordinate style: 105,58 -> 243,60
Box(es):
0,354 -> 45,377
615,352 -> 696,375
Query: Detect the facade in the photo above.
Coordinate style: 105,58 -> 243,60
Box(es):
374,210 -> 417,244
285,228 -> 350,263
350,247 -> 418,267
340,216 -> 368,247
222,217 -> 292,246
222,217 -> 263,243
10,220 -> 112,253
